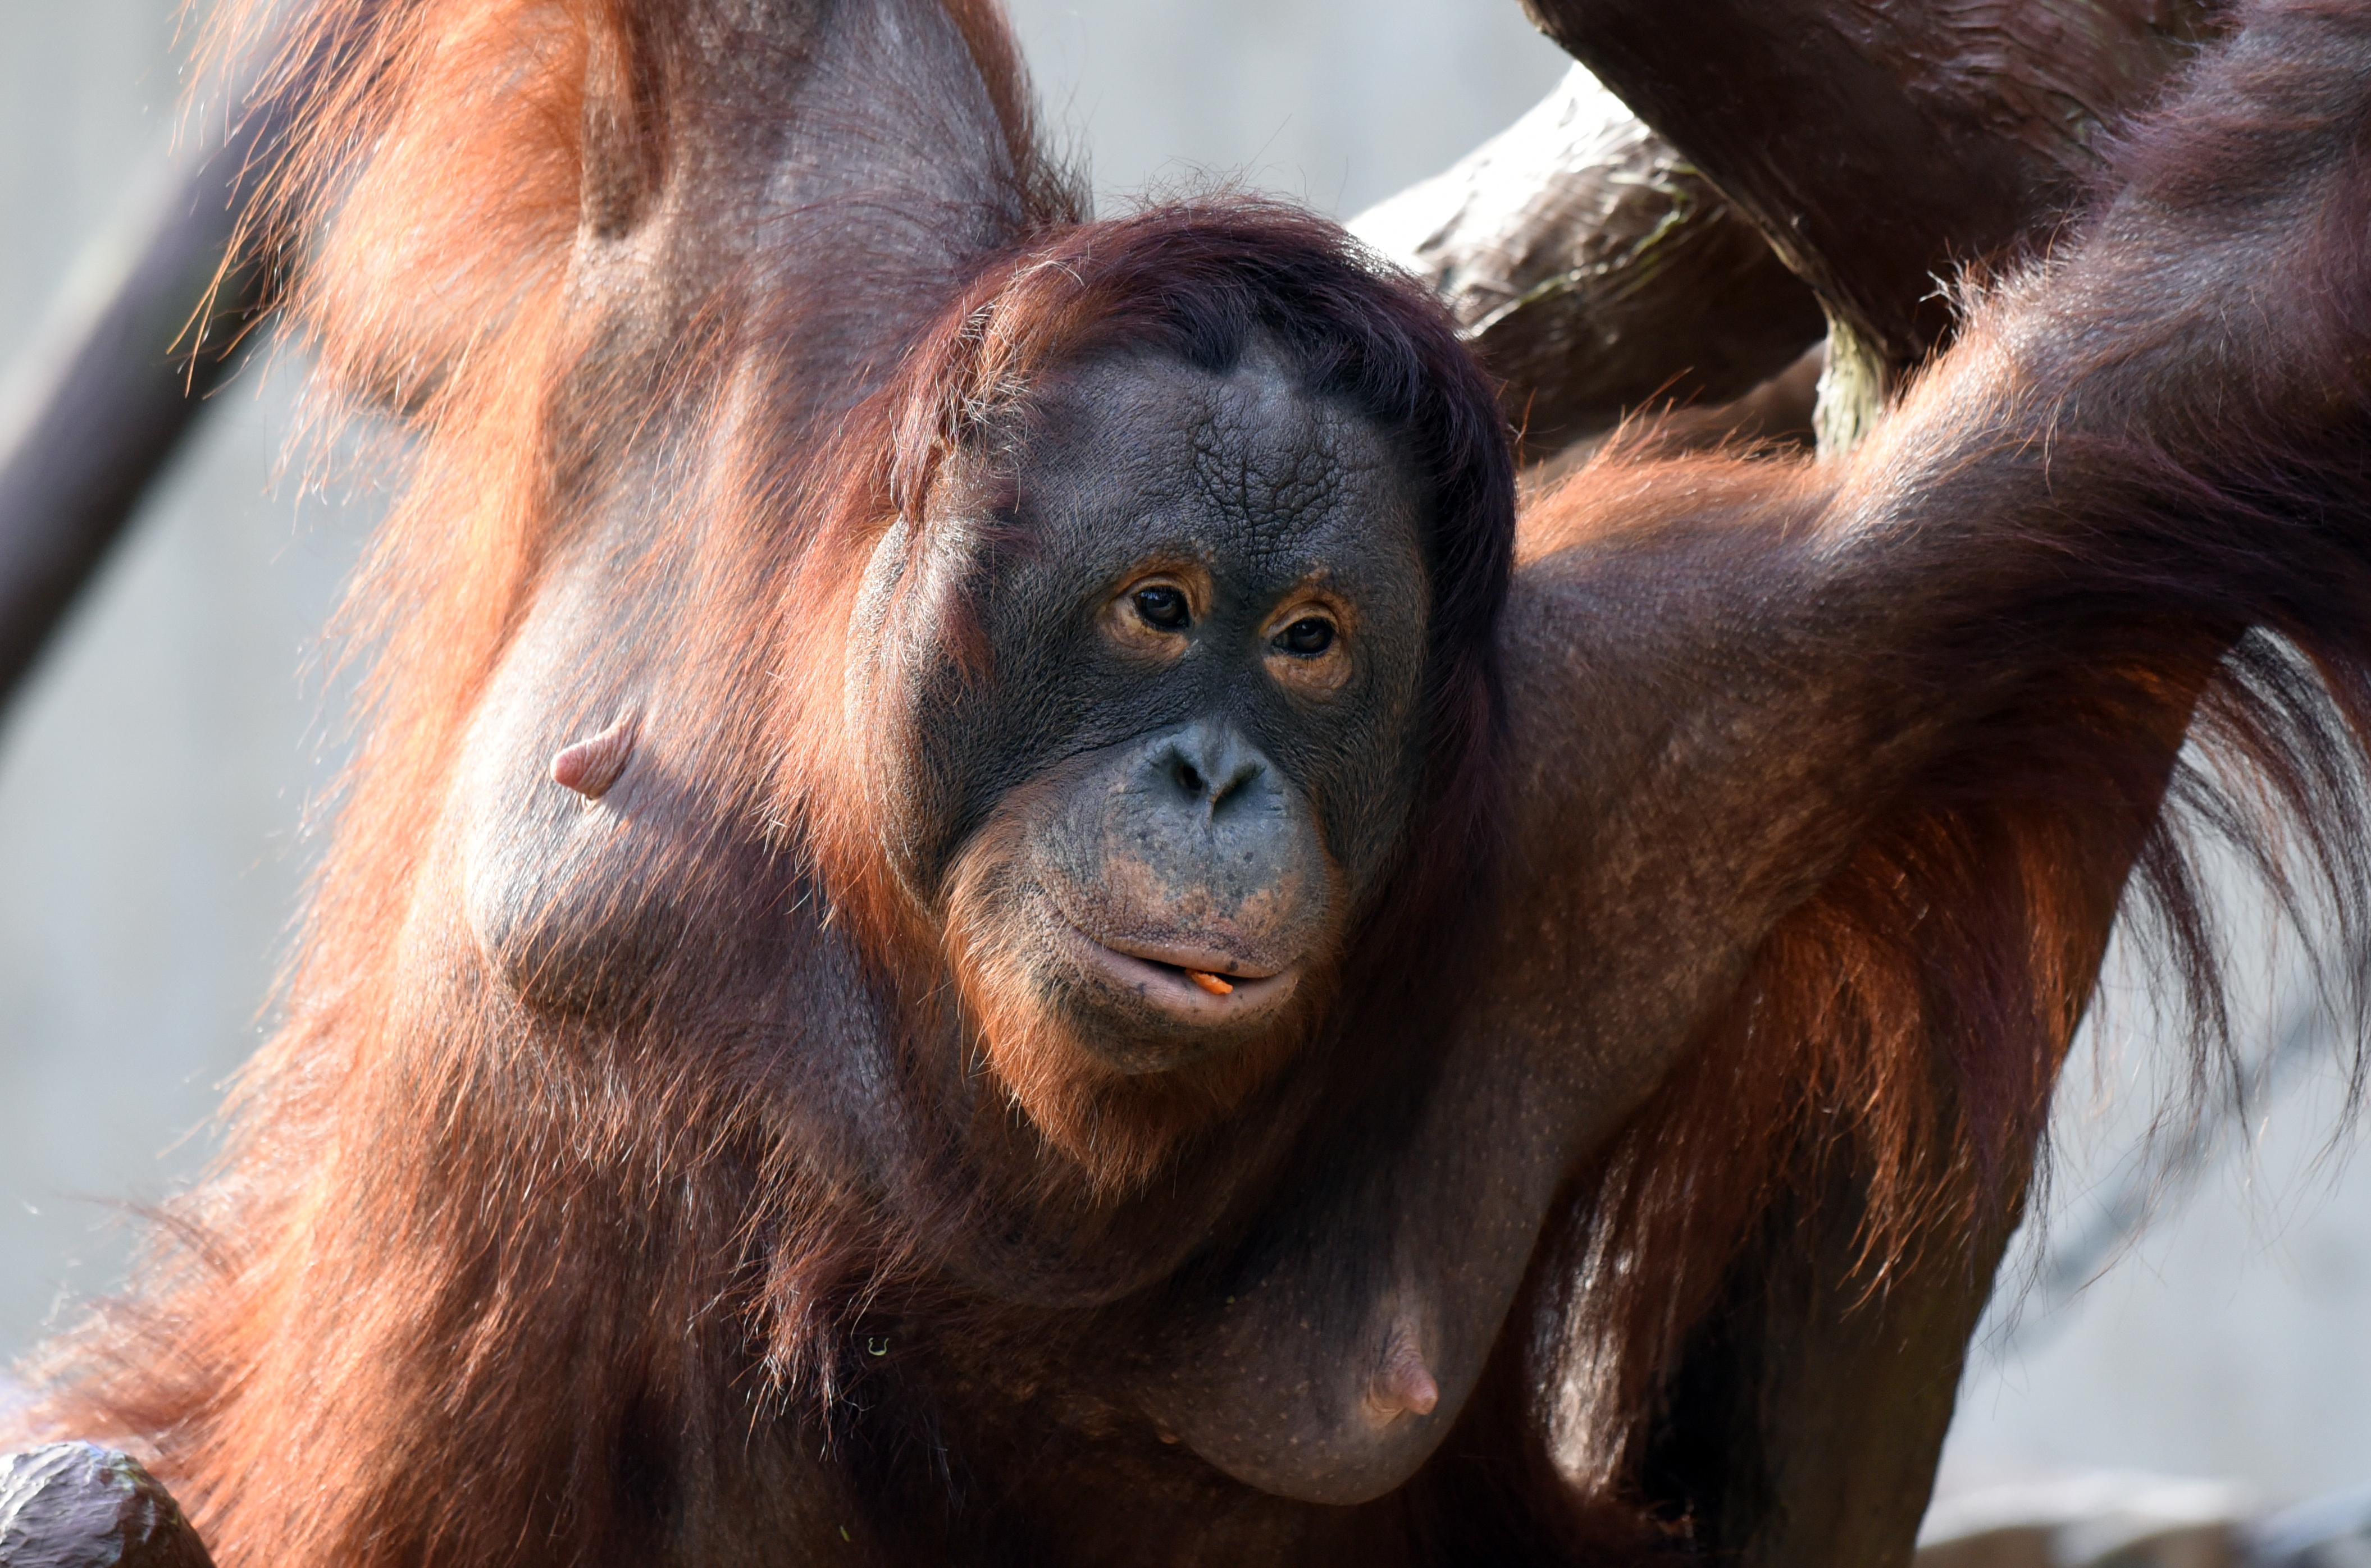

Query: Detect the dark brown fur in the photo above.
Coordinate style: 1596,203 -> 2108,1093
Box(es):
15,2 -> 2371,1565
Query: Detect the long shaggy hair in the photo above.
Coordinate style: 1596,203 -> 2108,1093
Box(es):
772,199 -> 1517,1191
15,2 -> 1520,1562
17,0 -> 2371,1564
1508,24 -> 2371,1529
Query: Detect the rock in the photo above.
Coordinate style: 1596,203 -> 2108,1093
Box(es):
0,1443 -> 213,1568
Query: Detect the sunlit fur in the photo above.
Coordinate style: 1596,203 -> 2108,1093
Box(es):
768,207 -> 1514,1201
14,1 -> 2371,1564
940,789 -> 1343,1192
1508,76 -> 2371,1517
12,2 -> 1517,1561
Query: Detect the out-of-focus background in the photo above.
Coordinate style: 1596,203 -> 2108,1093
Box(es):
3,0 -> 2366,1530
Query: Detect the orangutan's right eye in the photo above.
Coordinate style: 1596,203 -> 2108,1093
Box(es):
1133,583 -> 1191,630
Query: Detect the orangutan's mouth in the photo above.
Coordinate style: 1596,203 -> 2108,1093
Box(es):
1055,921 -> 1301,1026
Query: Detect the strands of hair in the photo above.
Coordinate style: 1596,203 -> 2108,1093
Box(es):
13,0 -> 2371,1564
1516,46 -> 2371,1504
13,1 -> 1523,1561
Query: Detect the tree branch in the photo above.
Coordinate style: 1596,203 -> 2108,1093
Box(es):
1519,0 -> 2224,374
1357,3 -> 2226,460
1349,66 -> 1823,456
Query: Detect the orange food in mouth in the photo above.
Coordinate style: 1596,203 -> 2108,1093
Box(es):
1185,970 -> 1234,996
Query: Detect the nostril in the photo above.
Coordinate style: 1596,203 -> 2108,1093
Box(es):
1209,757 -> 1264,811
1151,726 -> 1272,812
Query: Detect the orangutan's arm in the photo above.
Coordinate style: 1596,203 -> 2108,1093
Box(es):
1136,0 -> 2371,1535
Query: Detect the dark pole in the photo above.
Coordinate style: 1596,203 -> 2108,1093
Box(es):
0,98 -> 282,715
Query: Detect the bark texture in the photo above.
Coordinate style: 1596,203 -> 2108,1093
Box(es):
1520,0 -> 2226,420
1350,67 -> 1824,455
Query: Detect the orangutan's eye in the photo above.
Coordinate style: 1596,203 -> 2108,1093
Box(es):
1261,601 -> 1350,695
1277,616 -> 1335,656
1134,584 -> 1191,630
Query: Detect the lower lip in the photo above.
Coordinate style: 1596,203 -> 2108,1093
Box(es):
1055,923 -> 1300,1024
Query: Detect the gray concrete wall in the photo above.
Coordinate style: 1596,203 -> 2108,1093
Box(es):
1943,939 -> 2371,1498
4,0 -> 2366,1508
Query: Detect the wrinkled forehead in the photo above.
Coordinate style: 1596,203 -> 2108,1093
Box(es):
1004,343 -> 1425,565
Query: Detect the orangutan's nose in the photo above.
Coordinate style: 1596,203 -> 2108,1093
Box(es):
1155,721 -> 1270,819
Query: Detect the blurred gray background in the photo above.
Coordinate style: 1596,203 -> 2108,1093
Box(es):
2,0 -> 2365,1507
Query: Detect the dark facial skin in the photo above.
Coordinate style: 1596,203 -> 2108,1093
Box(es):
852,343 -> 1432,1073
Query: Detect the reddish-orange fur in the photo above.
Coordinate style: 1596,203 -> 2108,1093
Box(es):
938,793 -> 1337,1192
15,1 -> 2371,1564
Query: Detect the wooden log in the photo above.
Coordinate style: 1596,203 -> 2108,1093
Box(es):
1519,0 -> 2226,439
1349,66 -> 1824,456
0,1443 -> 213,1568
